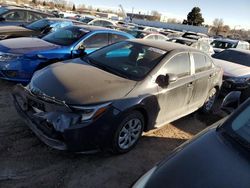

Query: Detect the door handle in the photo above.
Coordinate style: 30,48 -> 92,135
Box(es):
209,73 -> 215,78
187,82 -> 193,87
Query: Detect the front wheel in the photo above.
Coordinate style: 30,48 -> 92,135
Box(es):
201,88 -> 218,113
111,111 -> 144,154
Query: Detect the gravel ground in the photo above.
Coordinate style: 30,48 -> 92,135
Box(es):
0,80 -> 225,188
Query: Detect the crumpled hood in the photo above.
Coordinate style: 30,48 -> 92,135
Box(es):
0,37 -> 60,54
30,59 -> 137,104
213,58 -> 250,77
0,25 -> 31,34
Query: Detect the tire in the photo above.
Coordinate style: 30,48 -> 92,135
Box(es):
201,87 -> 218,113
111,111 -> 144,154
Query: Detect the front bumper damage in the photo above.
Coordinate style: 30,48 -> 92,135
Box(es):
12,84 -> 108,153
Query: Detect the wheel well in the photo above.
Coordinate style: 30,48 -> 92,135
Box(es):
134,108 -> 149,131
214,85 -> 220,95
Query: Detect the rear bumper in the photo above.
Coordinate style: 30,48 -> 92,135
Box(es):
12,84 -> 118,153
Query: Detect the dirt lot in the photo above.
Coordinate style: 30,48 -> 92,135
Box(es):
0,79 -> 224,188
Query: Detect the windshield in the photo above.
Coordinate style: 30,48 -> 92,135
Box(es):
222,101 -> 250,148
42,26 -> 88,46
87,41 -> 167,80
26,19 -> 51,31
211,40 -> 237,49
0,7 -> 8,15
213,50 -> 250,67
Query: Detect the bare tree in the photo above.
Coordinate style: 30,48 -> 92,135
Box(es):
151,10 -> 161,21
211,18 -> 224,35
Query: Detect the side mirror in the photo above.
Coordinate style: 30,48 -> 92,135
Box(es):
156,73 -> 178,88
156,75 -> 168,87
78,43 -> 86,51
221,91 -> 241,114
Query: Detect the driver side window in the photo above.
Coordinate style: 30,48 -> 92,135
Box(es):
164,53 -> 191,78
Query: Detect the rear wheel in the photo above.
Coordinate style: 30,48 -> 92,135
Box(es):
201,88 -> 218,113
111,111 -> 144,154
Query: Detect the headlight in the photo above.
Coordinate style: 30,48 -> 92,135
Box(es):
71,102 -> 111,121
0,53 -> 21,62
226,77 -> 250,84
132,166 -> 157,188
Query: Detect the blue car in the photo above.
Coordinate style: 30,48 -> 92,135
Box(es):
0,25 -> 134,83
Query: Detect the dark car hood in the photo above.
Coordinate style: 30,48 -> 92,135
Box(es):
0,25 -> 32,34
0,37 -> 60,54
145,127 -> 250,188
30,59 -> 137,104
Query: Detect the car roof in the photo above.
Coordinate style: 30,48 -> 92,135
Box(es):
73,25 -> 116,31
91,18 -> 116,23
68,25 -> 132,37
129,39 -> 200,52
214,38 -> 239,43
1,5 -> 53,15
44,18 -> 83,24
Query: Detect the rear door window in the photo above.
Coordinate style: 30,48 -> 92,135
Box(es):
2,10 -> 26,22
164,53 -> 191,78
110,34 -> 128,43
193,53 -> 212,73
27,11 -> 44,22
84,33 -> 109,48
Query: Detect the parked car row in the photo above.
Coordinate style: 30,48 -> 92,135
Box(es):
12,40 -> 223,153
0,6 -> 249,154
0,4 -> 249,188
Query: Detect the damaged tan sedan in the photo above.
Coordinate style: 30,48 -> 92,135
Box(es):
13,40 -> 223,154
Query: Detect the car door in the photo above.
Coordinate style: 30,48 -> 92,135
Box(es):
188,52 -> 214,110
1,10 -> 27,25
155,52 -> 194,126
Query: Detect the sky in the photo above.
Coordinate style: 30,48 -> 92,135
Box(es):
73,0 -> 250,29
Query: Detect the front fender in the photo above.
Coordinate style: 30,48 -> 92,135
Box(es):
112,94 -> 160,131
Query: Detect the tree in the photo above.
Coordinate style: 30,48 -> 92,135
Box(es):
151,10 -> 161,21
187,7 -> 204,26
32,0 -> 37,5
212,18 -> 224,35
72,4 -> 76,11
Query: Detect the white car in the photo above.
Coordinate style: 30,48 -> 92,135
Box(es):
143,33 -> 169,41
88,18 -> 117,28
